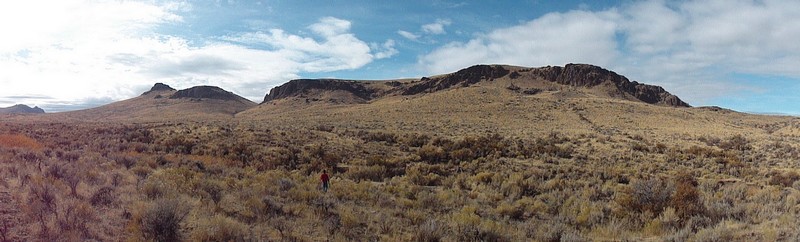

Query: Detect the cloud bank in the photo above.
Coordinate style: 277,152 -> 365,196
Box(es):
419,0 -> 800,106
0,1 -> 395,112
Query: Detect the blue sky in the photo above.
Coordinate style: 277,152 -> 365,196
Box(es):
1,0 -> 799,114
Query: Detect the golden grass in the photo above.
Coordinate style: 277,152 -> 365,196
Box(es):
2,83 -> 800,240
0,134 -> 43,151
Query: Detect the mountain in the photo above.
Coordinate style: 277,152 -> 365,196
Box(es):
0,104 -> 45,114
258,64 -> 689,107
42,83 -> 256,121
239,64 -> 799,138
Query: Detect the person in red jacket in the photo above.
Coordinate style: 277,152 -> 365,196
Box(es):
320,170 -> 330,192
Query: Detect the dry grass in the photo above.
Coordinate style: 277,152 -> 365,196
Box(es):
1,84 -> 800,240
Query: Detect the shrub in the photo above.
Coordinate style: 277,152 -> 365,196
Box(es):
347,165 -> 388,182
719,135 -> 751,151
113,154 -> 137,169
90,187 -> 115,207
670,172 -> 706,223
529,221 -> 573,242
196,179 -> 224,205
26,177 -> 59,235
403,133 -> 431,147
139,198 -> 190,242
418,145 -> 447,163
58,199 -> 95,238
452,213 -> 509,242
769,170 -> 800,187
619,177 -> 674,216
190,215 -> 249,242
406,164 -> 447,186
450,148 -> 476,162
63,167 -> 82,197
360,131 -> 397,143
414,220 -> 444,242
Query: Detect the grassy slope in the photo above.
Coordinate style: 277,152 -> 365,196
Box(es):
2,79 -> 800,240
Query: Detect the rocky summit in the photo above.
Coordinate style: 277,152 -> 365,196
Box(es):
141,83 -> 176,96
0,104 -> 45,114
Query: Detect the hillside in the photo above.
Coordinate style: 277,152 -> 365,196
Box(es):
40,83 -> 256,122
3,64 -> 800,241
257,64 -> 688,107
240,64 -> 791,139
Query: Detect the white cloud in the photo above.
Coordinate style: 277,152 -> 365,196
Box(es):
420,0 -> 800,106
422,19 -> 452,34
398,19 -> 453,43
372,40 -> 399,59
419,10 -> 620,74
0,3 -> 394,111
223,17 -> 375,72
397,30 -> 420,41
309,17 -> 352,37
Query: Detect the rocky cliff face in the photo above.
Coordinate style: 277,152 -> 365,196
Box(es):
403,65 -> 510,95
0,104 -> 45,114
527,64 -> 690,107
170,86 -> 252,103
263,79 -> 376,103
261,63 -> 690,107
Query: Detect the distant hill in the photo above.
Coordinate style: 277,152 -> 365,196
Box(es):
0,104 -> 45,114
41,83 -> 256,121
259,64 -> 689,107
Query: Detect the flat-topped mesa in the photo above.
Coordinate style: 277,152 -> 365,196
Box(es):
403,65 -> 510,95
142,83 -> 176,96
528,64 -> 690,107
170,86 -> 252,103
262,79 -> 377,104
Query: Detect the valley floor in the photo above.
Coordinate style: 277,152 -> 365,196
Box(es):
1,117 -> 800,241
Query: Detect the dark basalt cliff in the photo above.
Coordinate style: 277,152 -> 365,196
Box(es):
170,86 -> 250,103
527,64 -> 690,107
403,65 -> 510,95
261,63 -> 689,107
263,79 -> 376,103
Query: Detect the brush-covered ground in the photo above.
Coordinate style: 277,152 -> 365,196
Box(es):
2,111 -> 800,242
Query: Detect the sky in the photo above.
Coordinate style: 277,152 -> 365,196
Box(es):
1,0 -> 799,114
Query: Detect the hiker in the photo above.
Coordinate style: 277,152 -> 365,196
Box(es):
320,170 -> 330,192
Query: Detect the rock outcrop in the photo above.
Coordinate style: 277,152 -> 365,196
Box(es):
527,64 -> 690,107
403,65 -> 510,95
0,104 -> 45,114
263,79 -> 377,103
170,86 -> 251,103
142,83 -> 176,95
261,63 -> 689,107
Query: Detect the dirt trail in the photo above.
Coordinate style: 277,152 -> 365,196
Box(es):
0,188 -> 26,242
